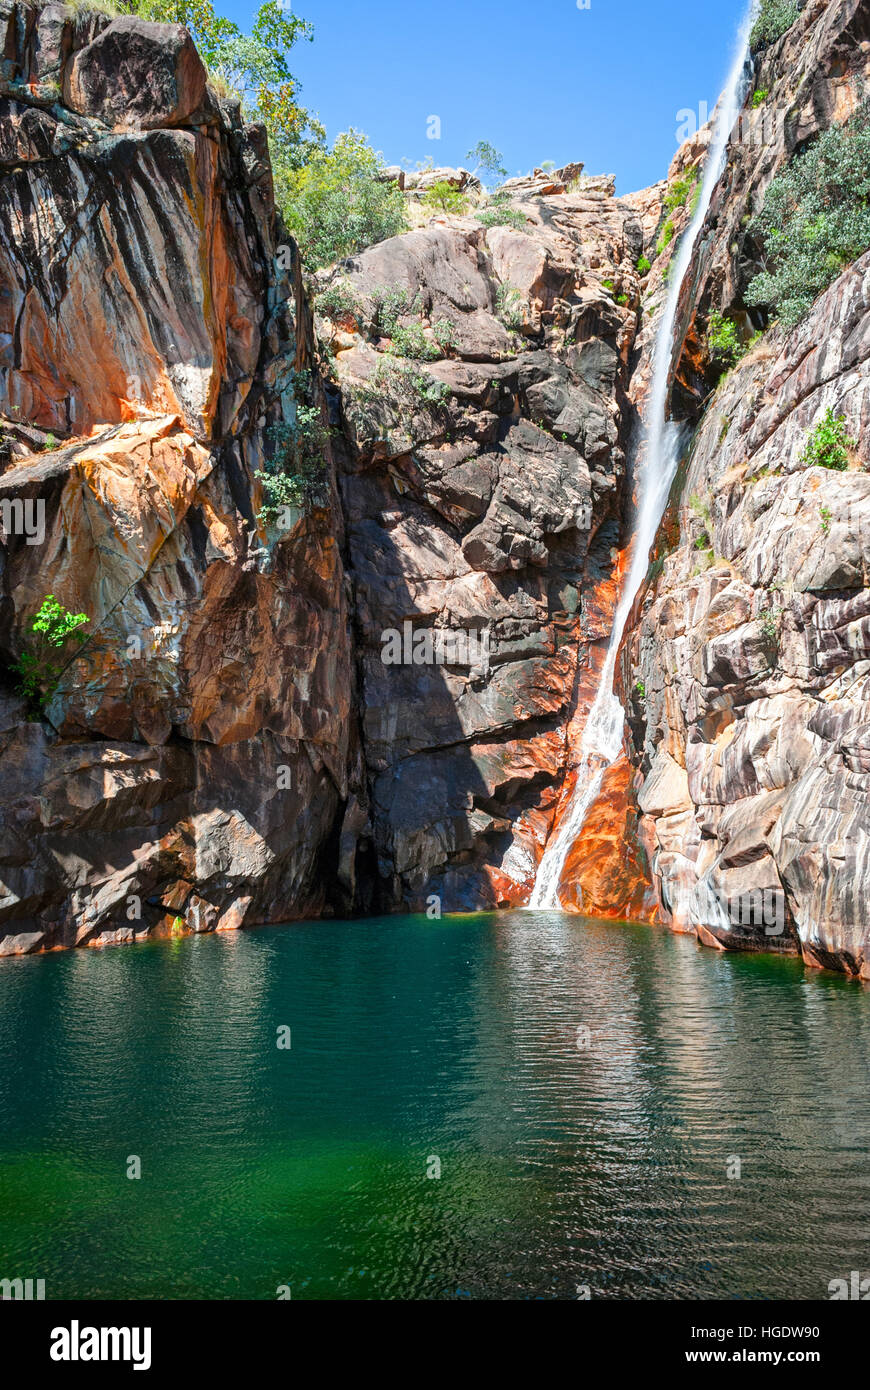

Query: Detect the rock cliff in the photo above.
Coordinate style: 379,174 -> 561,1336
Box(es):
4,0 -> 870,978
0,2 -> 353,951
628,0 -> 870,978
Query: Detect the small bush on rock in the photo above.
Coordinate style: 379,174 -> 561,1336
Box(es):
283,130 -> 407,269
422,181 -> 468,214
664,165 -> 700,213
707,311 -> 743,370
746,103 -> 870,327
800,408 -> 856,471
255,373 -> 330,521
315,279 -> 359,322
477,192 -> 528,232
495,284 -> 524,331
13,595 -> 90,714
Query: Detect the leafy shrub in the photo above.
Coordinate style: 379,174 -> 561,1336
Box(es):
752,89 -> 769,108
749,0 -> 800,50
655,218 -> 676,258
255,375 -> 330,521
746,104 -> 870,327
707,311 -> 743,369
315,279 -> 359,322
422,180 -> 468,214
664,165 -> 700,213
819,504 -> 832,534
432,319 -> 456,350
369,285 -> 418,337
636,254 -> 651,275
358,358 -> 450,413
758,605 -> 783,650
477,191 -> 528,232
282,130 -> 407,269
800,408 -> 856,471
495,284 -> 524,331
634,680 -> 646,700
13,595 -> 89,713
388,322 -> 441,361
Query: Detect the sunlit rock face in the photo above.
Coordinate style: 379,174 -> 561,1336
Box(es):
632,255 -> 870,977
0,4 -> 353,953
321,174 -> 653,910
5,1 -> 870,978
626,0 -> 870,977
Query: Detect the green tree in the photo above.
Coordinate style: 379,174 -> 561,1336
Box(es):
466,140 -> 508,186
13,595 -> 90,713
422,180 -> 468,214
749,0 -> 801,50
746,104 -> 870,327
282,129 -> 407,268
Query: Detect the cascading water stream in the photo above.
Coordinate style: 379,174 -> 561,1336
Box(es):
529,8 -> 756,910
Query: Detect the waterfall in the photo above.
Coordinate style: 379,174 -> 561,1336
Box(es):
528,9 -> 756,911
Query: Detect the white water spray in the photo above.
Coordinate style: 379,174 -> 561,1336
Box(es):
529,11 -> 755,910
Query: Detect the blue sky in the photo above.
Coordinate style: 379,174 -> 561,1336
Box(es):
224,0 -> 749,194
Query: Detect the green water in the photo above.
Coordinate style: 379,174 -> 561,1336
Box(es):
1,911 -> 869,1300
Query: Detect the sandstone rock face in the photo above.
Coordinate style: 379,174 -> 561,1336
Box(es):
0,3 -> 354,953
318,182 -> 648,909
63,17 -> 207,130
631,253 -> 870,978
5,1 -> 870,978
623,0 -> 870,978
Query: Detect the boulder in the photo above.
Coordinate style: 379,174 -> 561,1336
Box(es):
63,17 -> 207,130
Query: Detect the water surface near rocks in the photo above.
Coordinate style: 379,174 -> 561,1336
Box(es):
1,912 -> 868,1299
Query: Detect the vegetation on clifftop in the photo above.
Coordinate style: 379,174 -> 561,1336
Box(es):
749,0 -> 801,50
746,104 -> 870,328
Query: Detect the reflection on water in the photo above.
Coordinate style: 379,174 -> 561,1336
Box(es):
0,912 -> 868,1299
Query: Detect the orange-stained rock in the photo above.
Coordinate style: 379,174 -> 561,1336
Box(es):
555,754 -> 662,922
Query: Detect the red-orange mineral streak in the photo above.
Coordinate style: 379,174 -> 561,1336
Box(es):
528,544 -> 661,921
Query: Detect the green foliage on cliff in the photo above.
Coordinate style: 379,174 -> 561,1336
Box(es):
655,218 -> 676,258
758,605 -> 783,654
477,192 -> 528,232
749,0 -> 800,50
315,279 -> 359,323
495,284 -> 524,331
281,130 -> 407,268
664,165 -> 700,213
422,181 -> 468,214
746,104 -> 870,328
255,373 -> 330,522
801,408 -> 856,471
466,142 -> 508,186
13,596 -> 90,714
706,312 -> 743,369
